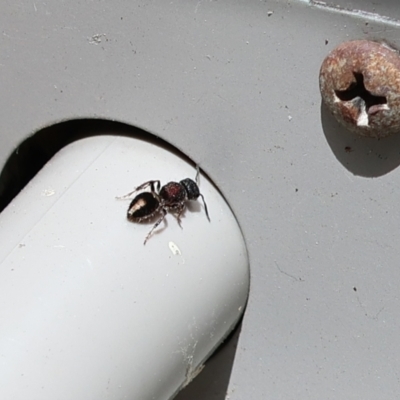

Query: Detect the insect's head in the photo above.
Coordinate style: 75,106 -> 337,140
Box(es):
180,178 -> 200,200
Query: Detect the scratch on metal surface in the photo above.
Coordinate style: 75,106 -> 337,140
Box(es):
354,290 -> 386,321
194,1 -> 203,14
179,340 -> 205,387
298,0 -> 400,27
275,261 -> 305,282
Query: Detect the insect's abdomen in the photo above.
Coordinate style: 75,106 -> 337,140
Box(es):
127,192 -> 160,221
159,182 -> 186,205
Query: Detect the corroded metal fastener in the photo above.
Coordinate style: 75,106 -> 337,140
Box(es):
319,40 -> 400,138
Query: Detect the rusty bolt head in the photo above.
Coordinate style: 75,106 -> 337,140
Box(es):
319,40 -> 400,138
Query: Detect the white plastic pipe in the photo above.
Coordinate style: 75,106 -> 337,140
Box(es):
0,135 -> 249,400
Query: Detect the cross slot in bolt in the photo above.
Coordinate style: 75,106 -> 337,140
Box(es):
335,72 -> 387,115
320,40 -> 400,138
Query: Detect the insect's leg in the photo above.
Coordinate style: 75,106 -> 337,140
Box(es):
137,180 -> 160,192
194,166 -> 210,220
143,208 -> 167,245
116,180 -> 161,200
175,203 -> 185,227
199,194 -> 210,221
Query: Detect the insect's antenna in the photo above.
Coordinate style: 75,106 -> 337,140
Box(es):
195,165 -> 200,185
200,194 -> 210,221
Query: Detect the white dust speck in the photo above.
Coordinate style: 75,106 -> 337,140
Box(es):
169,241 -> 182,256
169,241 -> 185,264
42,188 -> 55,196
88,34 -> 106,45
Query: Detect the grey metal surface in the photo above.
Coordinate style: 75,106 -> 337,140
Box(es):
1,0 -> 400,399
317,0 -> 400,20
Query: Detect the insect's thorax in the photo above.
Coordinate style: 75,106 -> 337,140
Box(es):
159,182 -> 187,205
